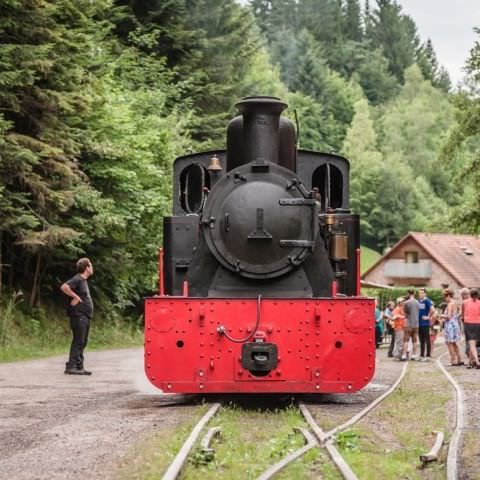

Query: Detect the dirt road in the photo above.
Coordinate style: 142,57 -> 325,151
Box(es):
0,349 -> 198,480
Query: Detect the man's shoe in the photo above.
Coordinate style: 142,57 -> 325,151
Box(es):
64,368 -> 92,375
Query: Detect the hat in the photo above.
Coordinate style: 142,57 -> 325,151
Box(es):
396,297 -> 404,303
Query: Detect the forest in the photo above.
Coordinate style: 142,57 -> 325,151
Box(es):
0,0 -> 479,322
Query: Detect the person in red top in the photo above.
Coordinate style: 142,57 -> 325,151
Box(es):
462,289 -> 480,369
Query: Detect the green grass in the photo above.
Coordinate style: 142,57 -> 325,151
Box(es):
360,245 -> 381,274
336,364 -> 451,479
119,403 -> 341,480
0,296 -> 142,363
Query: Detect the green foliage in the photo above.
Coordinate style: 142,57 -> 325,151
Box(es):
364,287 -> 444,309
0,0 -> 465,324
442,28 -> 480,233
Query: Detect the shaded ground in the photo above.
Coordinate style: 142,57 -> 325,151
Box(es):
0,349 -> 200,480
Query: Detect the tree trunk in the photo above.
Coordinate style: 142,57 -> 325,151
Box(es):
0,230 -> 3,296
30,252 -> 41,307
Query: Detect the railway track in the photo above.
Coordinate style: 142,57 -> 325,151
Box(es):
158,347 -> 464,480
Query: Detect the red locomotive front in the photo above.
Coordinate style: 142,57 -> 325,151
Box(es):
145,96 -> 375,394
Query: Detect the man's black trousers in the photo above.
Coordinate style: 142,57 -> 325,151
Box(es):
67,314 -> 90,369
419,325 -> 431,358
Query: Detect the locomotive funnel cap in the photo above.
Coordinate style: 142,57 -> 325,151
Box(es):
235,96 -> 287,114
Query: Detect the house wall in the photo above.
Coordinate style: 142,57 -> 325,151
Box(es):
362,238 -> 462,290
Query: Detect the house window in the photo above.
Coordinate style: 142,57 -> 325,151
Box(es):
405,251 -> 418,263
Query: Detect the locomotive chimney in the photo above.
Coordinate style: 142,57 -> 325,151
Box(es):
227,96 -> 293,171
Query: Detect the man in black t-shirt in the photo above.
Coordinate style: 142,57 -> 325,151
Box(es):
60,258 -> 94,375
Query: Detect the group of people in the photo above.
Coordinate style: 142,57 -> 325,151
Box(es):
375,287 -> 480,369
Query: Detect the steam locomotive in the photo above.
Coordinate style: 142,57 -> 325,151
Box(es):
145,96 -> 375,393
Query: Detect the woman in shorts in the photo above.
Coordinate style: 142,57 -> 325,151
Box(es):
441,289 -> 463,366
463,289 -> 480,369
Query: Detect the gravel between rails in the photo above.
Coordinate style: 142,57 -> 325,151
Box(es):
0,348 -> 200,480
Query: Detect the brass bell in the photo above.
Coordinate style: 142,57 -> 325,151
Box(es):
207,154 -> 222,172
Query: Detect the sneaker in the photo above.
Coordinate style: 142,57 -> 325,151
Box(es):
418,357 -> 426,362
411,355 -> 418,361
400,355 -> 407,361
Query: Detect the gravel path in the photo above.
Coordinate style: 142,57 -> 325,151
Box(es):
0,348 -> 199,480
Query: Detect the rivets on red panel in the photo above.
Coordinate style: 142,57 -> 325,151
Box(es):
316,354 -> 320,358
200,342 -> 204,346
199,384 -> 204,389
315,371 -> 320,377
316,385 -> 320,390
147,326 -> 151,330
247,327 -> 252,332
277,357 -> 281,362
228,349 -> 232,353
267,327 -> 273,333
288,349 -> 292,353
287,328 -> 291,332
276,370 -> 282,376
277,328 -> 281,332
305,366 -> 310,370
199,371 -> 204,377
200,354 -> 204,358
364,377 -> 368,381
238,370 -> 243,375
369,365 -> 373,369
347,384 -> 352,390
147,364 -> 151,369
147,351 -> 151,355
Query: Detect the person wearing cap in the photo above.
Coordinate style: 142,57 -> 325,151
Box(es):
392,297 -> 405,359
462,288 -> 480,369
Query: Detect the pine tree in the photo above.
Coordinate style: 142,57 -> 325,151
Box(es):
367,0 -> 420,82
344,0 -> 363,41
0,0 -> 111,304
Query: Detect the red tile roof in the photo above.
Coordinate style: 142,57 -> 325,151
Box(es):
362,232 -> 480,287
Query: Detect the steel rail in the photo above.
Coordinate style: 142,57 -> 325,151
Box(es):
436,352 -> 465,480
162,402 -> 221,480
299,361 -> 409,480
256,427 -> 317,480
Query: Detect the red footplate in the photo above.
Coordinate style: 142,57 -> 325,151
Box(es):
144,297 -> 375,394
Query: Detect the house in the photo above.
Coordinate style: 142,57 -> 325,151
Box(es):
361,232 -> 480,290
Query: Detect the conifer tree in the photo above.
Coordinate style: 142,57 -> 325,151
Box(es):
0,0 -> 111,303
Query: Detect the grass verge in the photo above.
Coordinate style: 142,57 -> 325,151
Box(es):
336,362 -> 452,479
0,297 -> 142,362
118,403 -> 341,480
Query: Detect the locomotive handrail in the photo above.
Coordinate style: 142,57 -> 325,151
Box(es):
216,295 -> 262,343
